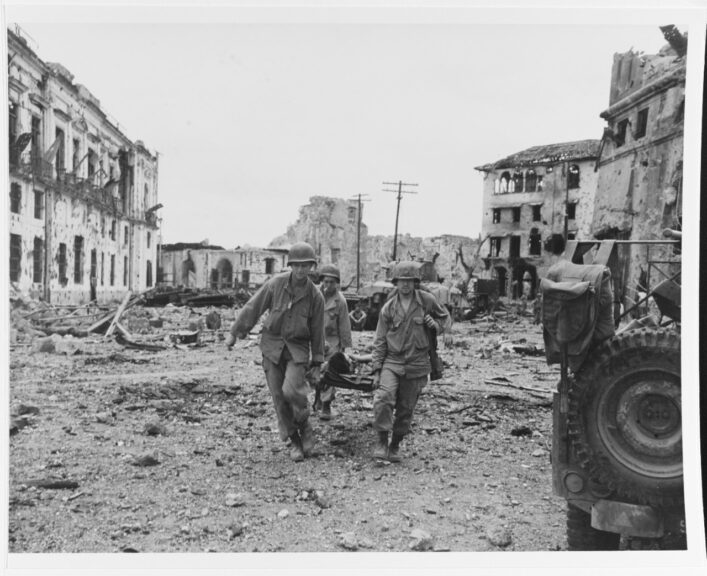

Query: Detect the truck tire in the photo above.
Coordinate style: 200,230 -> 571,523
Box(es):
566,504 -> 620,551
568,328 -> 682,507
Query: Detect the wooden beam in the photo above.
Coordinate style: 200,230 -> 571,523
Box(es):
104,291 -> 132,338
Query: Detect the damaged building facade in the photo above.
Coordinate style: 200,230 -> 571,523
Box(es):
474,26 -> 685,302
8,27 -> 160,305
159,242 -> 289,290
474,140 -> 600,298
590,25 -> 685,303
271,196 -> 479,288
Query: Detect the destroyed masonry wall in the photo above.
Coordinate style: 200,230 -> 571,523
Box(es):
7,28 -> 160,305
160,245 -> 288,289
592,36 -> 685,303
270,196 -> 479,288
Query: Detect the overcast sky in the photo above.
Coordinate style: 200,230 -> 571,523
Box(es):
6,5 -> 690,249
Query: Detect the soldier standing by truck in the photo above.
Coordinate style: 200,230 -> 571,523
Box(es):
369,261 -> 451,462
315,264 -> 352,421
226,242 -> 325,462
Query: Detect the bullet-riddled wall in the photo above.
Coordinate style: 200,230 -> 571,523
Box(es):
8,28 -> 160,305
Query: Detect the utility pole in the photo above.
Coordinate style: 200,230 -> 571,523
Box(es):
348,194 -> 371,291
563,161 -> 569,244
382,180 -> 418,261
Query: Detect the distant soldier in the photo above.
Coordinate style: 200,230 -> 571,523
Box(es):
369,261 -> 451,462
227,242 -> 325,462
315,264 -> 352,421
349,300 -> 368,331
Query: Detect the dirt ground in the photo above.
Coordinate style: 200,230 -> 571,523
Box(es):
8,303 -> 569,553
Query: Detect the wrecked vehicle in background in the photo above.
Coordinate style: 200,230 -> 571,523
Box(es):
542,233 -> 683,550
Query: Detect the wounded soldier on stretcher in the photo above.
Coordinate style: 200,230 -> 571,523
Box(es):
309,350 -> 375,394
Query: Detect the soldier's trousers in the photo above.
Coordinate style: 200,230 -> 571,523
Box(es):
372,368 -> 426,437
262,348 -> 311,441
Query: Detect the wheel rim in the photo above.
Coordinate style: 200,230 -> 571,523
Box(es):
596,370 -> 682,480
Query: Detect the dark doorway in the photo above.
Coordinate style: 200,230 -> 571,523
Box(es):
495,266 -> 508,297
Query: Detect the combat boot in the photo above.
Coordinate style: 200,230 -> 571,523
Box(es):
320,402 -> 332,421
299,419 -> 315,456
372,431 -> 389,460
388,433 -> 404,463
289,433 -> 304,462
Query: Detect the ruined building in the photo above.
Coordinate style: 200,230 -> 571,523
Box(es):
590,25 -> 685,304
474,140 -> 601,298
8,27 -> 160,305
474,26 -> 685,302
159,242 -> 288,289
270,196 -> 479,288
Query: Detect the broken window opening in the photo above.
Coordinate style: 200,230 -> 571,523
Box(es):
499,172 -> 511,194
492,208 -> 501,224
532,205 -> 542,222
147,232 -> 151,249
347,205 -> 357,224
87,148 -> 97,180
567,232 -> 577,240
512,207 -> 521,223
567,202 -> 577,220
525,170 -> 537,192
331,247 -> 340,264
10,183 -> 21,213
10,234 -> 22,282
123,256 -> 128,286
90,249 -> 97,286
537,175 -> 544,191
9,102 -> 18,166
489,237 -> 502,258
72,138 -> 81,172
265,258 -> 275,275
615,118 -> 629,147
33,237 -> 43,283
568,164 -> 580,189
101,252 -> 105,286
31,116 -> 41,157
529,228 -> 542,256
512,172 -> 524,193
124,225 -> 129,246
146,261 -> 153,288
494,179 -> 500,194
73,236 -> 84,284
110,254 -> 115,286
55,128 -> 65,175
58,243 -> 68,285
635,108 -> 649,139
110,220 -> 116,241
34,190 -> 44,220
144,184 -> 149,215
509,236 -> 521,258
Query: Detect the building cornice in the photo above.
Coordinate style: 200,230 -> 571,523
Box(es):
599,66 -> 685,121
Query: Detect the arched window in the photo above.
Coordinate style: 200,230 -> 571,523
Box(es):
525,169 -> 537,192
568,164 -> 580,189
500,171 -> 511,193
513,171 -> 524,193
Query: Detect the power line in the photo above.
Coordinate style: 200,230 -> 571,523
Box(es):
382,180 -> 418,261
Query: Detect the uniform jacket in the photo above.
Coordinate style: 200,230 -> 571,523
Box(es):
323,291 -> 353,357
371,288 -> 451,378
231,271 -> 325,365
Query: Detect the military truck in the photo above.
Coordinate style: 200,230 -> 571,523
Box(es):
542,232 -> 683,550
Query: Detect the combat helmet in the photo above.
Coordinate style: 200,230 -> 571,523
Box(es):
287,242 -> 317,265
319,264 -> 341,283
391,260 -> 421,284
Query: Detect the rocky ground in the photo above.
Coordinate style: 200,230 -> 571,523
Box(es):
8,302 -> 570,553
